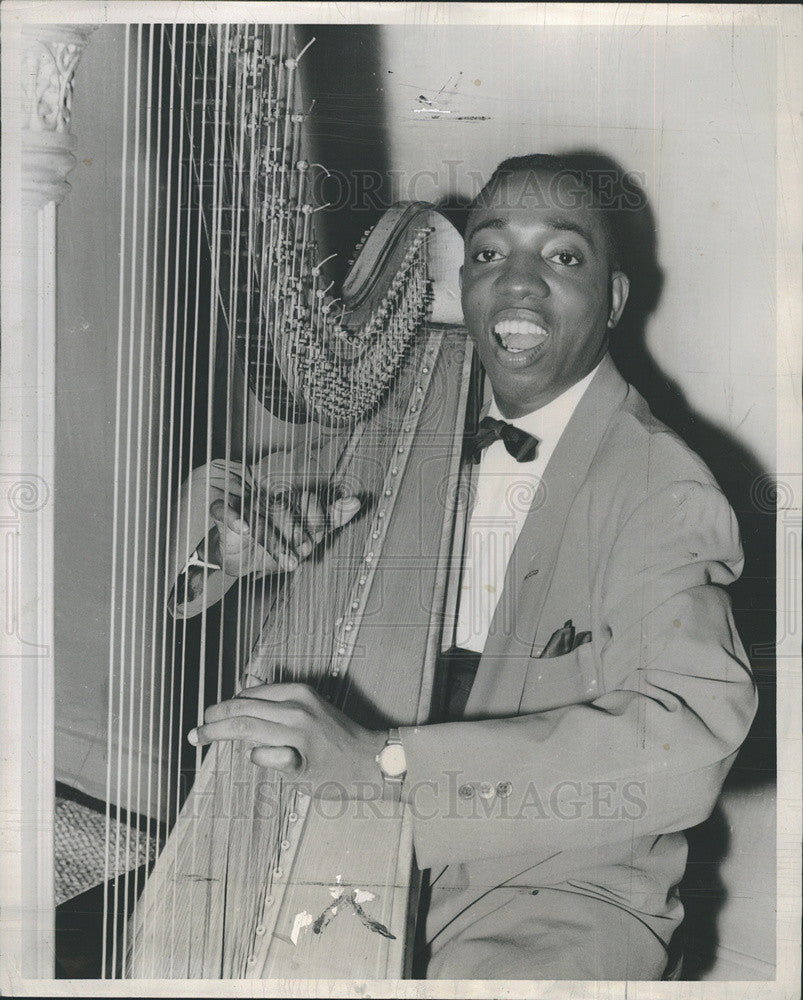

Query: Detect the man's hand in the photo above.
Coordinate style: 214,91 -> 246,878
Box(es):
210,485 -> 361,577
188,682 -> 388,801
208,485 -> 361,577
175,486 -> 361,608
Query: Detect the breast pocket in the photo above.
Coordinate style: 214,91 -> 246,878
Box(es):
518,639 -> 600,713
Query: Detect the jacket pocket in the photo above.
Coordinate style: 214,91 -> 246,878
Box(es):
518,639 -> 600,713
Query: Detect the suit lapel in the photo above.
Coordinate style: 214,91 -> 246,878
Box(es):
464,354 -> 629,716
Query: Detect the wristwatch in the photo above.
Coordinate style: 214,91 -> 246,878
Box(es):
375,728 -> 407,801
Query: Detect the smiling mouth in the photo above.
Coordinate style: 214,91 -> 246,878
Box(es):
492,318 -> 548,353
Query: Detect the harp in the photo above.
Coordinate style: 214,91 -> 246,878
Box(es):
2,19 -> 472,981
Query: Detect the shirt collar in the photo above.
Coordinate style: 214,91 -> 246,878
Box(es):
487,360 -> 602,444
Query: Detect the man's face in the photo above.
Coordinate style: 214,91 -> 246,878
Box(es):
460,169 -> 629,417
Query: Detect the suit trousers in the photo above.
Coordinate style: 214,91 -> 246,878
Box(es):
422,883 -> 670,980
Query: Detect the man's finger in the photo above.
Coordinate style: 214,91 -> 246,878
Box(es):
327,495 -> 362,532
235,682 -> 319,705
188,716 -> 297,748
297,491 -> 327,555
202,695 -> 309,727
248,502 -> 301,571
263,490 -> 306,551
210,498 -> 249,540
250,744 -> 305,774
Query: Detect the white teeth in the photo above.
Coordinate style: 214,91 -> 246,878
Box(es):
493,318 -> 547,351
493,319 -> 546,337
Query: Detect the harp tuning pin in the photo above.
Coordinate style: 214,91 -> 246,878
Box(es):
285,57 -> 298,70
296,159 -> 309,171
302,204 -> 313,215
291,113 -> 305,124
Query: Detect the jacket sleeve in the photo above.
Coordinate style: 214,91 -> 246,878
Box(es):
399,481 -> 758,869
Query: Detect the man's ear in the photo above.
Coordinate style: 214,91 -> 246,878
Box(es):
607,271 -> 630,329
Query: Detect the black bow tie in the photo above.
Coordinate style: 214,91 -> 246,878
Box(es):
468,415 -> 540,464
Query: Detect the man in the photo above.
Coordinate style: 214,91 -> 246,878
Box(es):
183,153 -> 757,979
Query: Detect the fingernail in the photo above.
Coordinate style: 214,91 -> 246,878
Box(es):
283,553 -> 298,571
187,728 -> 199,746
298,540 -> 313,558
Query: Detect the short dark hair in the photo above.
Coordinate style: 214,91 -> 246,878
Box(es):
468,152 -> 638,271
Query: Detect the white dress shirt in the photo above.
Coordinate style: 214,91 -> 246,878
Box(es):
454,363 -> 601,652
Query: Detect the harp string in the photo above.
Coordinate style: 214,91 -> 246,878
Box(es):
112,23 -> 147,978
148,21 -> 181,976
236,25 -> 290,961
227,33 -> 272,964
240,25 -> 268,680
122,21 -> 158,972
207,24 -> 244,974
219,23 -> 248,706
240,24 -> 270,692
187,22 -> 228,974
239,30 -> 290,948
102,20 -> 132,981
167,21 -> 204,977
125,31 -> 156,954
129,20 -> 165,962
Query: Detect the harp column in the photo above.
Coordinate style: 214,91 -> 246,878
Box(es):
0,22 -> 92,984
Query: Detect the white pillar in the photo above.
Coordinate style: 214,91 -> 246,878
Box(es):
0,21 -> 93,986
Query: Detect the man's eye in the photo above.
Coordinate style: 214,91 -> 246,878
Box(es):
548,250 -> 581,266
473,248 -> 504,263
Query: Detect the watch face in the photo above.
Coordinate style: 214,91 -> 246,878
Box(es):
379,743 -> 406,779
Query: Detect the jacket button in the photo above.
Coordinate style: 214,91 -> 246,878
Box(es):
458,783 -> 474,799
496,781 -> 512,798
479,782 -> 495,799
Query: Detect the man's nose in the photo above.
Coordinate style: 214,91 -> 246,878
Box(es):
496,253 -> 549,299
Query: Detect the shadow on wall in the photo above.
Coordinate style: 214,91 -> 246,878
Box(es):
438,150 -> 777,979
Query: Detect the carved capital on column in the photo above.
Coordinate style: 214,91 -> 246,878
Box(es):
21,24 -> 95,208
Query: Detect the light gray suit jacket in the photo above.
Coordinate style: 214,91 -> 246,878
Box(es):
399,353 -> 757,949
